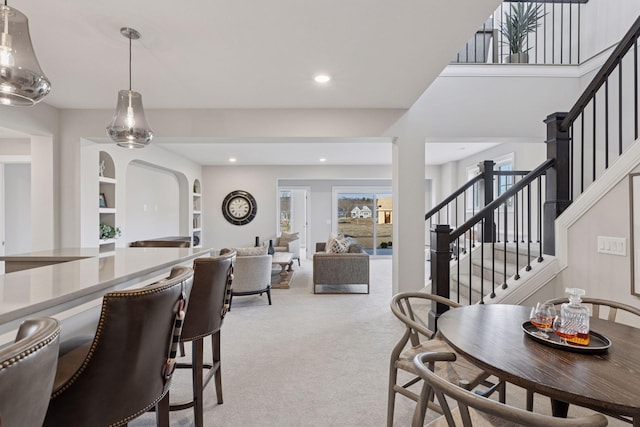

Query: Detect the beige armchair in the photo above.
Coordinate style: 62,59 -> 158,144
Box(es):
273,232 -> 301,266
226,251 -> 273,307
313,242 -> 369,294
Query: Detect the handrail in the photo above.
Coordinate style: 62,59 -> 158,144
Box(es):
425,175 -> 483,221
450,159 -> 554,241
561,14 -> 640,131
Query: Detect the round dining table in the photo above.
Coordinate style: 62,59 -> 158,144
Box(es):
437,304 -> 640,425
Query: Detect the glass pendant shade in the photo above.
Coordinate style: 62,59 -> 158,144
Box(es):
106,90 -> 153,148
0,5 -> 51,106
106,27 -> 153,148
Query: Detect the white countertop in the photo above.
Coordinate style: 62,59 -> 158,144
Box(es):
0,247 -> 211,335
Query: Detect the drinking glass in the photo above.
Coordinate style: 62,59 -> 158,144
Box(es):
529,302 -> 556,338
552,315 -> 577,344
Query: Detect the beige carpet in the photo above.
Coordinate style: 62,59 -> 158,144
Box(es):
130,257 -> 627,426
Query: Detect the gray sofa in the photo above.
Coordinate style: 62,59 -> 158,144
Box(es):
313,241 -> 370,294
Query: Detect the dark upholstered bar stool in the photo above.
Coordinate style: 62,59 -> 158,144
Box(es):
164,250 -> 236,427
0,317 -> 60,427
43,266 -> 194,427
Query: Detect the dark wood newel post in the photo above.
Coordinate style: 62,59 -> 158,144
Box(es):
428,224 -> 452,331
544,112 -> 571,256
479,160 -> 495,242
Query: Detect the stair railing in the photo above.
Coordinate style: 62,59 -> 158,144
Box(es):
429,159 -> 554,327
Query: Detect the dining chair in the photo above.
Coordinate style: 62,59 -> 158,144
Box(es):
388,292 -> 502,427
0,317 -> 61,427
164,251 -> 236,427
412,351 -> 609,427
523,297 -> 640,412
43,266 -> 194,427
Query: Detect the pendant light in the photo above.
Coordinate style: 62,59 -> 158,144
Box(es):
106,27 -> 153,148
0,1 -> 51,106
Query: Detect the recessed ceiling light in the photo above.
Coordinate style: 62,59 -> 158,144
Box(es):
228,157 -> 237,163
314,74 -> 331,84
319,158 -> 327,162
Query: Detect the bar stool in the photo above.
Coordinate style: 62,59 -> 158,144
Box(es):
0,317 -> 60,427
164,250 -> 236,427
43,266 -> 194,427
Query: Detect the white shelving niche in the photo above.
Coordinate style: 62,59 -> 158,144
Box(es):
192,179 -> 202,248
99,151 -> 117,253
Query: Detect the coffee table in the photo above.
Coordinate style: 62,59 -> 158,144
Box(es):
271,252 -> 294,289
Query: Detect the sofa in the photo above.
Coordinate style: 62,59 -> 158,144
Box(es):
221,247 -> 272,307
313,241 -> 370,294
273,232 -> 301,266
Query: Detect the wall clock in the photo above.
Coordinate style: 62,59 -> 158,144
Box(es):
221,190 -> 257,225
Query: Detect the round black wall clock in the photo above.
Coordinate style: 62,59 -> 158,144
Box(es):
222,190 -> 257,225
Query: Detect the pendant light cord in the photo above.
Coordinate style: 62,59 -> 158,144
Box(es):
128,34 -> 132,91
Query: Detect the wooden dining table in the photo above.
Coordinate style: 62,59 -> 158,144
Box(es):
437,304 -> 640,425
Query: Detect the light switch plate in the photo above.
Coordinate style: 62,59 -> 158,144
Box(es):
597,236 -> 626,256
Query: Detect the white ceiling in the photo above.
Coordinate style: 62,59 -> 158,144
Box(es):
11,0 -> 502,165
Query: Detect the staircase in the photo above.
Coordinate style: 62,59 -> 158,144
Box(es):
451,243 -> 540,305
427,13 -> 640,315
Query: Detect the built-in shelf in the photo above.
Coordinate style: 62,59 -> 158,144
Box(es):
99,151 -> 117,253
193,179 -> 202,248
98,176 -> 117,185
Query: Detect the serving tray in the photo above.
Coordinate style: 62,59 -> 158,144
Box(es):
522,321 -> 611,354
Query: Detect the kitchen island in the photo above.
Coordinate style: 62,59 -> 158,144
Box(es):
0,247 -> 211,343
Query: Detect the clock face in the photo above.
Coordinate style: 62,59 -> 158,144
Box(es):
222,190 -> 257,225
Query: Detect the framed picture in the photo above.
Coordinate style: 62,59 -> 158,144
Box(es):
99,193 -> 107,208
631,174 -> 640,296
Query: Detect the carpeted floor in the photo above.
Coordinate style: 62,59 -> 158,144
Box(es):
131,256 -> 626,426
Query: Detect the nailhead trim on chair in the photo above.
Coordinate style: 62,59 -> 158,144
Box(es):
0,329 -> 61,369
50,269 -> 192,427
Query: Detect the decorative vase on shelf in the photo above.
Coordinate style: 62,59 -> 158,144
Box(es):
267,239 -> 275,255
255,236 -> 261,247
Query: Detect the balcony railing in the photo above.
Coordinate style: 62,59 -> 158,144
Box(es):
452,0 -> 587,66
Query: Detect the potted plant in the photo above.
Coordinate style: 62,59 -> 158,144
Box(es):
99,223 -> 122,240
500,2 -> 545,64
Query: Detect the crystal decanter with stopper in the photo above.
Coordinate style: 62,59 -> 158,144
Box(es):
561,287 -> 590,345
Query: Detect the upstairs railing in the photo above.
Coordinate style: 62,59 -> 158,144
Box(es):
453,0 -> 587,65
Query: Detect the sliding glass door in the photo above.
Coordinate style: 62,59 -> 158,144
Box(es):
335,188 -> 392,256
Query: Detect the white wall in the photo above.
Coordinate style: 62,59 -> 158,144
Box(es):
0,104 -> 58,250
4,164 -> 31,255
125,162 -> 181,242
580,0 -> 640,61
557,164 -> 640,326
203,165 -> 397,253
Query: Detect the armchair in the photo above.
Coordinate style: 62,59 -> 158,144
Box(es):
274,232 -> 301,266
313,241 -> 369,294
221,248 -> 273,307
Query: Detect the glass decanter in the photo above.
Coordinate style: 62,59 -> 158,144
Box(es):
560,287 -> 590,346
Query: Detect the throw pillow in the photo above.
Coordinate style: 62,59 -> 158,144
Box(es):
279,231 -> 299,245
234,246 -> 268,256
327,236 -> 350,253
326,232 -> 338,253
